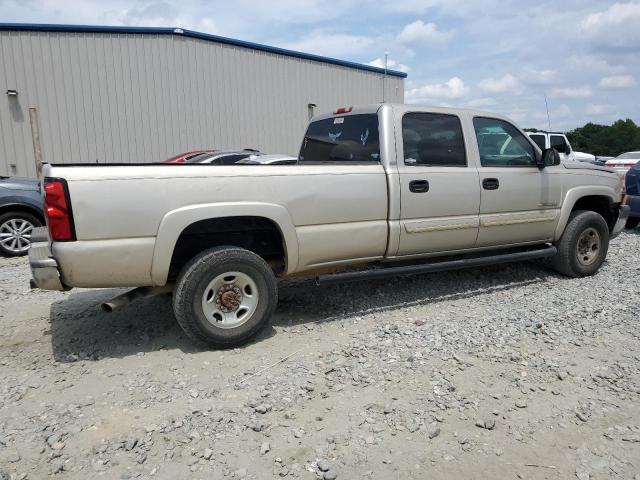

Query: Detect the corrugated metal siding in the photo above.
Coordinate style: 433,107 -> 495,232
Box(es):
0,31 -> 404,177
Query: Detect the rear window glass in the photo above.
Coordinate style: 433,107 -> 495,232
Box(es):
299,114 -> 380,163
529,134 -> 546,150
186,153 -> 215,164
402,112 -> 466,166
550,135 -> 567,149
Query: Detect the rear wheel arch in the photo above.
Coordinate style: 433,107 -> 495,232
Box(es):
151,203 -> 299,285
169,216 -> 287,280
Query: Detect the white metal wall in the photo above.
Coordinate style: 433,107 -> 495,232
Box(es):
0,30 -> 404,177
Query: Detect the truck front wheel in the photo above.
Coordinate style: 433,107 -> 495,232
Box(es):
173,246 -> 278,348
550,210 -> 609,278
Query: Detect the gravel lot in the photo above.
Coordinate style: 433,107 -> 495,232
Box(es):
1,231 -> 639,480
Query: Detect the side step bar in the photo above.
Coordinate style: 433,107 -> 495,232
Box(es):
287,245 -> 557,288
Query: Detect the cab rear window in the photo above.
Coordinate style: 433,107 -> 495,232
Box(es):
299,114 -> 380,163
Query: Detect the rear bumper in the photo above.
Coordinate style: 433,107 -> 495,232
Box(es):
611,204 -> 630,239
29,227 -> 66,291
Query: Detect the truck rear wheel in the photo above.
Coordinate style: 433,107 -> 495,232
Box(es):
550,210 -> 609,278
173,246 -> 278,348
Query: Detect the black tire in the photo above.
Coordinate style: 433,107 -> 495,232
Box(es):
550,210 -> 609,278
173,246 -> 278,348
625,217 -> 640,230
0,211 -> 42,257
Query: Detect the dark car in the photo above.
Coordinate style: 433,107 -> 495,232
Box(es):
625,162 -> 640,229
185,149 -> 262,165
0,176 -> 44,256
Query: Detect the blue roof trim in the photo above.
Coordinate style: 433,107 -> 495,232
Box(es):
0,23 -> 408,78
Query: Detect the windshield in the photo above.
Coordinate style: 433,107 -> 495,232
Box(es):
299,114 -> 380,163
616,152 -> 640,159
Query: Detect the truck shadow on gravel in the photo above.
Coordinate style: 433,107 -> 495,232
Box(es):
48,261 -> 555,362
48,288 -> 280,363
275,262 -> 554,328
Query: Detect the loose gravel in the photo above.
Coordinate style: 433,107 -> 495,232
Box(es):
0,231 -> 639,479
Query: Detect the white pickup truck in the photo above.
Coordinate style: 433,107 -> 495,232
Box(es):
30,104 -> 629,347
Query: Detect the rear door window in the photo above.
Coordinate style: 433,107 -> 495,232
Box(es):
299,114 -> 380,163
402,113 -> 467,167
529,134 -> 546,150
550,135 -> 569,152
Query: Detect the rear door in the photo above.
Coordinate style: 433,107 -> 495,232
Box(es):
396,111 -> 481,256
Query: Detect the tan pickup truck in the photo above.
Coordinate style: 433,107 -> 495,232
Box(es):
30,104 -> 629,347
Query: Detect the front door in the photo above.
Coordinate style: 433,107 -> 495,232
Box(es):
473,117 -> 563,246
396,112 -> 481,256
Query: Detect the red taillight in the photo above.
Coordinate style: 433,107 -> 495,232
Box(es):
334,106 -> 353,114
44,179 -> 74,241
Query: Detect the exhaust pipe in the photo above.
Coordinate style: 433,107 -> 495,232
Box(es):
101,285 -> 172,313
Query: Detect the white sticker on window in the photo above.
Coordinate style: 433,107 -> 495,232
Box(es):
334,117 -> 344,124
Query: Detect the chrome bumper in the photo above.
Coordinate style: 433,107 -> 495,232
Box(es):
29,227 -> 66,291
611,204 -> 630,239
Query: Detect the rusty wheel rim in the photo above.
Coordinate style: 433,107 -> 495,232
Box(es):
201,271 -> 258,329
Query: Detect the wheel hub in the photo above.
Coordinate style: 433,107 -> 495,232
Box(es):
576,227 -> 600,266
202,271 -> 259,329
217,285 -> 243,312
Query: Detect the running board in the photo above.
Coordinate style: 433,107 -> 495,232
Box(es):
286,245 -> 557,288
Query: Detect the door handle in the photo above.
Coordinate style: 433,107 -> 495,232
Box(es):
409,179 -> 429,193
482,178 -> 499,190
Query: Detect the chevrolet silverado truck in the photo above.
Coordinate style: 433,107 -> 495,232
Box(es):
30,104 -> 629,347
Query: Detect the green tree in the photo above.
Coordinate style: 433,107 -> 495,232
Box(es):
565,119 -> 640,156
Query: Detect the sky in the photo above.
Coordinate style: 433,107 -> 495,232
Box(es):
2,0 -> 639,131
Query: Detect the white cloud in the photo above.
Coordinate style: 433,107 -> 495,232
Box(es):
376,0 -> 467,13
550,86 -> 593,98
406,77 -> 468,104
585,104 -> 614,115
368,57 -> 410,73
598,74 -> 636,89
397,20 -> 453,45
552,104 -> 571,118
520,68 -> 557,85
467,97 -> 497,108
566,55 -> 626,75
479,74 -> 521,94
580,2 -> 640,48
282,30 -> 375,57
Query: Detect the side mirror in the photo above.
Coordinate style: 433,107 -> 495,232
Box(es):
539,148 -> 561,168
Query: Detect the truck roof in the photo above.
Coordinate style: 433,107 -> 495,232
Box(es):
311,103 -> 515,124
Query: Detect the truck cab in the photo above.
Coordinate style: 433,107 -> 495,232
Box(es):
526,131 -> 576,162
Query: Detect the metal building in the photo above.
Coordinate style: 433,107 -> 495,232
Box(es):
0,24 -> 406,177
